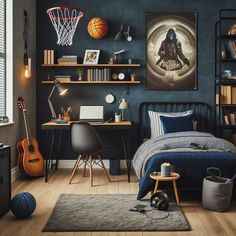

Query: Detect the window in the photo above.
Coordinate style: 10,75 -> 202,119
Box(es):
0,0 -> 5,117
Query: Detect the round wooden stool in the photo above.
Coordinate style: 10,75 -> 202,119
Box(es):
150,172 -> 180,206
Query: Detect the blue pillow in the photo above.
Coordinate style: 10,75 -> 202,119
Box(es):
159,114 -> 194,134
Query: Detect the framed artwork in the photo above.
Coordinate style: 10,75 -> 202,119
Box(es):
83,50 -> 100,64
146,12 -> 197,91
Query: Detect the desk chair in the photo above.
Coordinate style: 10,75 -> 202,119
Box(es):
69,122 -> 111,186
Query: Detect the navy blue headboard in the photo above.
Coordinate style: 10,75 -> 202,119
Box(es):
138,102 -> 212,144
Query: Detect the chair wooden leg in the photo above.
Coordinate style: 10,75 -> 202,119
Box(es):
83,156 -> 87,177
69,155 -> 82,184
89,155 -> 93,187
98,155 -> 111,182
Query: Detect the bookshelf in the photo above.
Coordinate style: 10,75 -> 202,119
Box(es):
41,62 -> 142,83
215,9 -> 236,135
41,63 -> 141,67
41,81 -> 141,84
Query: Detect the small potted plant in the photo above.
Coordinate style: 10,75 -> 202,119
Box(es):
76,68 -> 84,81
130,73 -> 137,82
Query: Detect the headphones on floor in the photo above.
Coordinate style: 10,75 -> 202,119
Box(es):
150,191 -> 169,211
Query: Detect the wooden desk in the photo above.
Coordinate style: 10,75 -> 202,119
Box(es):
41,121 -> 132,183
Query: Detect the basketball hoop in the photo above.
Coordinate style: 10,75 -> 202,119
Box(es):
47,6 -> 84,46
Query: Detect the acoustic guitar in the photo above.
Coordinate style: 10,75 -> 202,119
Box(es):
17,97 -> 44,177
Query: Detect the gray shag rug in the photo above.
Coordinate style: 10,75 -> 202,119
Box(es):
43,194 -> 190,232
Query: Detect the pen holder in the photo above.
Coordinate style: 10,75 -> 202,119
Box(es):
63,112 -> 71,122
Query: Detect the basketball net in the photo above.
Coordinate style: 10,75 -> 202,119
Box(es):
47,6 -> 84,46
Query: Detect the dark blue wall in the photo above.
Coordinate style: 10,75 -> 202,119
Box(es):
36,0 -> 236,159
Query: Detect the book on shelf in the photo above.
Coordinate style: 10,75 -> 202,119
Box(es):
57,56 -> 78,65
216,94 -> 219,105
86,68 -> 111,82
230,113 -> 236,125
224,115 -> 230,125
223,112 -> 236,125
44,50 -> 55,65
50,75 -> 71,82
220,85 -> 236,104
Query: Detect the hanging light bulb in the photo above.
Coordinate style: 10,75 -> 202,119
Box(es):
24,58 -> 31,79
23,11 -> 31,79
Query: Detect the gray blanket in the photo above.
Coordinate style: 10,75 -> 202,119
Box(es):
133,131 -> 236,179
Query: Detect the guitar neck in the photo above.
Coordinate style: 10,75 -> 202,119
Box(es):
23,109 -> 32,144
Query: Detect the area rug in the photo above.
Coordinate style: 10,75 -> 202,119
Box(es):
42,194 -> 190,232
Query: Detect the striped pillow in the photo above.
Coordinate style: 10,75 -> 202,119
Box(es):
148,110 -> 193,139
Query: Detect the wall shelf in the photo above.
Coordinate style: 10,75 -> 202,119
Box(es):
41,63 -> 141,68
41,80 -> 141,84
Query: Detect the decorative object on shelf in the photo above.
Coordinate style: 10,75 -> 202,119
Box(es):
111,73 -> 118,80
221,50 -> 226,59
130,73 -> 137,82
83,49 -> 100,64
118,73 -> 125,80
23,10 -> 31,79
44,50 -> 55,65
146,12 -> 197,91
76,68 -> 84,80
58,55 -> 77,65
128,59 -> 133,64
115,24 -> 133,41
225,41 -> 236,59
109,49 -> 126,64
47,6 -> 84,46
118,91 -> 128,120
228,24 -> 236,35
87,17 -> 108,39
105,93 -> 115,104
221,70 -> 232,78
11,192 -> 36,219
48,80 -> 68,120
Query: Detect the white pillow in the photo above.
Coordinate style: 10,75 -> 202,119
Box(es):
148,110 -> 193,139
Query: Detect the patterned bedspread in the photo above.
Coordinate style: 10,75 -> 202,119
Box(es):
132,131 -> 236,200
133,131 -> 236,179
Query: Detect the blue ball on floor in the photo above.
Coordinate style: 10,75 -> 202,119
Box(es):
11,192 -> 36,219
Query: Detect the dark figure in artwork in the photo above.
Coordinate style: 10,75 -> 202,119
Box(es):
156,28 -> 190,71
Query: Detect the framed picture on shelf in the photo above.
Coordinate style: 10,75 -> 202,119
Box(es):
83,50 -> 100,64
146,12 -> 198,91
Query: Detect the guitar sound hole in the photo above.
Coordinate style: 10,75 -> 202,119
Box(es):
28,158 -> 39,163
28,144 -> 35,153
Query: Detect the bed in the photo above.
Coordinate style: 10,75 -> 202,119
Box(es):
133,102 -> 236,200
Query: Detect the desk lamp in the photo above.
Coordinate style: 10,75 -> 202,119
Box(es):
48,80 -> 68,120
118,91 -> 128,121
111,49 -> 125,64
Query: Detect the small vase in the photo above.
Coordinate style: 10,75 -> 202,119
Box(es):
78,74 -> 82,81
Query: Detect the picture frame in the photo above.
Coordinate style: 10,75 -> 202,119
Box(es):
146,12 -> 198,91
83,50 -> 100,64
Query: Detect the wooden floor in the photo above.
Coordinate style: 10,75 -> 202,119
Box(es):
0,169 -> 236,236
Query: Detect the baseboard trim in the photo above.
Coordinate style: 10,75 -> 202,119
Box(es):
57,160 -> 127,169
11,166 -> 21,183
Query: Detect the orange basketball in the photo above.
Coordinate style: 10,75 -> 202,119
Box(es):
87,17 -> 108,39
